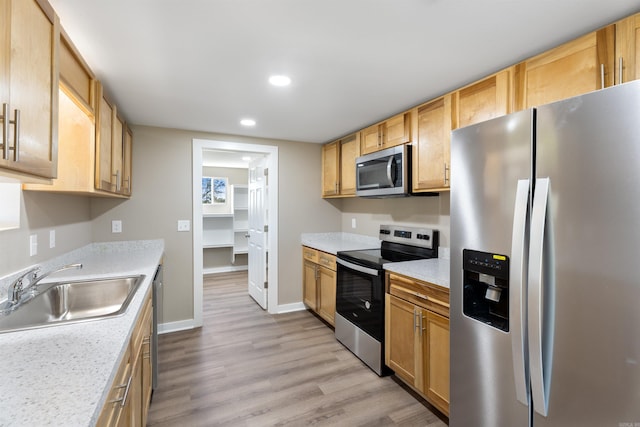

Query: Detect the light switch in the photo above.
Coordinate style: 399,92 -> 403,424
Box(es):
112,220 -> 122,233
49,230 -> 56,248
29,234 -> 38,257
177,220 -> 190,232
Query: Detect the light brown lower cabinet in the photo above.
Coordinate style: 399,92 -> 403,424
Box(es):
97,288 -> 153,426
302,246 -> 337,326
385,272 -> 450,416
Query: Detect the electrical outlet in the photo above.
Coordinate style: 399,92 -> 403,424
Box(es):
29,234 -> 38,257
112,220 -> 122,233
49,230 -> 56,249
177,220 -> 190,232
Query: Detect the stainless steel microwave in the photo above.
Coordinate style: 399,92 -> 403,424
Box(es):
355,145 -> 410,197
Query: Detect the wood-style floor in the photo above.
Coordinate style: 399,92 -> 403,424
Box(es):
147,271 -> 448,426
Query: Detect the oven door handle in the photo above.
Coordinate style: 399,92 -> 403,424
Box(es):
336,258 -> 380,276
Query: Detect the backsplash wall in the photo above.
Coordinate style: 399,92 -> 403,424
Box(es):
338,192 -> 450,248
0,191 -> 93,278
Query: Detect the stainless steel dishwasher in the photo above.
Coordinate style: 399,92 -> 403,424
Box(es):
152,264 -> 163,390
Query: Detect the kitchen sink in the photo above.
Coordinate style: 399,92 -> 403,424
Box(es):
0,275 -> 145,334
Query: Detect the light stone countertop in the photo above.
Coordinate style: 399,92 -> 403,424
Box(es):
384,257 -> 450,289
300,232 -> 449,289
301,232 -> 381,254
0,240 -> 164,427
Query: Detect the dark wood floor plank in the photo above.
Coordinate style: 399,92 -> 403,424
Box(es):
148,271 -> 448,426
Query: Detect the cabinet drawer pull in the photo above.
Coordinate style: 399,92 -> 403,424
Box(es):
109,375 -> 133,407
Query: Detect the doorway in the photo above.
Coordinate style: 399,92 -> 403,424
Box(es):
192,139 -> 279,325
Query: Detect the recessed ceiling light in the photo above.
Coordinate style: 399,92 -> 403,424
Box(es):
242,156 -> 251,162
240,119 -> 256,127
269,75 -> 291,87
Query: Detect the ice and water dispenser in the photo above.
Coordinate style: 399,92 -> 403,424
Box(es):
462,249 -> 510,332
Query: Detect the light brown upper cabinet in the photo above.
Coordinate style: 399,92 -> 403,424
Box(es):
455,68 -> 515,129
58,28 -> 94,114
111,111 -> 124,192
0,0 -> 59,180
360,112 -> 412,155
615,13 -> 640,84
95,81 -> 131,196
338,133 -> 359,196
23,29 -> 101,196
516,26 -> 615,109
21,18 -> 135,197
321,140 -> 339,197
95,82 -> 114,192
122,125 -> 133,196
412,95 -> 454,193
322,132 -> 360,198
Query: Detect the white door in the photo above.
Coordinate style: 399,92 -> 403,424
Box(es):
247,156 -> 268,309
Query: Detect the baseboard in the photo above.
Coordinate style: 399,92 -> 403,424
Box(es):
275,301 -> 307,314
203,265 -> 248,275
158,319 -> 198,335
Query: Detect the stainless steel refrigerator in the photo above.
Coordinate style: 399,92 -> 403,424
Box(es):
450,80 -> 640,427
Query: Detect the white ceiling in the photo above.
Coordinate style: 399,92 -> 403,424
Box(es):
49,0 -> 640,144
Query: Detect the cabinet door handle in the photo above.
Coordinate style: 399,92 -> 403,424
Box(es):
113,170 -> 121,192
444,163 -> 450,186
0,104 -> 19,161
1,103 -> 8,160
10,109 -> 19,162
619,57 -> 624,85
600,63 -> 605,89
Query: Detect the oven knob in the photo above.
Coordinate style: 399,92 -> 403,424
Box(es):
364,301 -> 371,310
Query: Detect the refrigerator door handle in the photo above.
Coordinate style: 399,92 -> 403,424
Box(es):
528,177 -> 555,417
510,179 -> 530,406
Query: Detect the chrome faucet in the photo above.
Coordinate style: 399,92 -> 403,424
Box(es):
5,263 -> 83,307
6,266 -> 40,305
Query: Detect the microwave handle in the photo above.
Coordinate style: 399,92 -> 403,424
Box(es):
386,156 -> 395,187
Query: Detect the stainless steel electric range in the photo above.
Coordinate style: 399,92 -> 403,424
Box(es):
335,224 -> 438,375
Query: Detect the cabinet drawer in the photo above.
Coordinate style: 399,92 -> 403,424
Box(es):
131,289 -> 152,356
388,273 -> 450,318
317,252 -> 336,271
302,246 -> 319,263
96,346 -> 131,427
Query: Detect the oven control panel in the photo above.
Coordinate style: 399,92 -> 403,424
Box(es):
379,225 -> 436,249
